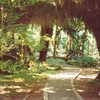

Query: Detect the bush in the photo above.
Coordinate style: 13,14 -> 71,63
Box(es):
28,60 -> 62,74
29,62 -> 49,74
0,61 -> 26,73
68,56 -> 97,67
46,58 -> 66,64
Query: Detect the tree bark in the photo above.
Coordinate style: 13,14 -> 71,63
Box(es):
39,26 -> 53,62
93,30 -> 100,55
53,28 -> 60,58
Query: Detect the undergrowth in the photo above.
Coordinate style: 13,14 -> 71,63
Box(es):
67,56 -> 98,67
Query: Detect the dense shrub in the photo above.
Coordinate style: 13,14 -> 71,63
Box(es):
30,62 -> 48,73
47,58 -> 66,64
68,56 -> 98,67
0,61 -> 26,73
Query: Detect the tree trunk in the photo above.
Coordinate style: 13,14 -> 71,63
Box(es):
39,26 -> 53,62
53,28 -> 60,58
95,33 -> 100,55
39,42 -> 49,62
53,42 -> 56,58
92,28 -> 100,80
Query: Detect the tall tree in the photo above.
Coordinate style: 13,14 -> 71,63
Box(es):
39,25 -> 53,62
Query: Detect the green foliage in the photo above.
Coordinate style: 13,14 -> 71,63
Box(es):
46,58 -> 66,70
30,62 -> 48,73
31,0 -> 37,4
28,60 -> 63,74
61,19 -> 99,58
68,56 -> 98,67
0,61 -> 26,73
1,37 -> 14,55
47,58 -> 66,63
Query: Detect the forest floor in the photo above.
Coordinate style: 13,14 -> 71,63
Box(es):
0,78 -> 46,100
0,70 -> 46,100
74,67 -> 100,100
0,67 -> 100,100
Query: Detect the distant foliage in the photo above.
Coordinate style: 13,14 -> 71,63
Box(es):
68,56 -> 98,67
47,58 -> 66,64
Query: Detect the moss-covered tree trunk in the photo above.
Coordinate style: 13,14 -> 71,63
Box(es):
39,26 -> 53,62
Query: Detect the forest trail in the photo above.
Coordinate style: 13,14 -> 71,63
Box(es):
43,64 -> 83,100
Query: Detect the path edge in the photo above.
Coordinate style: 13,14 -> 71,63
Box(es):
71,68 -> 84,100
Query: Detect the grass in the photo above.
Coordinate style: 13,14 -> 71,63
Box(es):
0,63 -> 60,97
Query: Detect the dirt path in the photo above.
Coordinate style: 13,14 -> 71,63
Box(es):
43,65 -> 83,100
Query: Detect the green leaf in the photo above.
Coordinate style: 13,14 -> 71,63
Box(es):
31,0 -> 37,4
